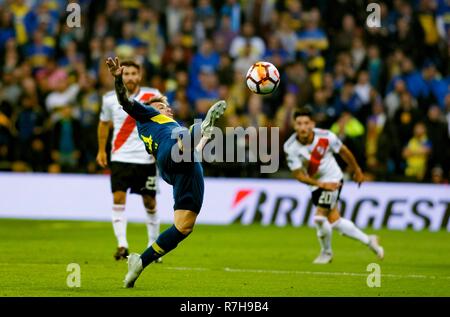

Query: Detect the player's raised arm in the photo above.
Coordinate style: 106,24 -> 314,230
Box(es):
105,57 -> 160,122
338,144 -> 364,186
106,57 -> 131,107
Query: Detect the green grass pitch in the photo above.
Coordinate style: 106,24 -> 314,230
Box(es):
0,218 -> 449,297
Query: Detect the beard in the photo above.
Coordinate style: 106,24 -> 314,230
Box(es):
124,81 -> 138,92
297,132 -> 310,144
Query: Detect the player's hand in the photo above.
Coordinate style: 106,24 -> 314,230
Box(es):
96,151 -> 108,168
353,168 -> 364,187
105,57 -> 123,77
319,182 -> 341,191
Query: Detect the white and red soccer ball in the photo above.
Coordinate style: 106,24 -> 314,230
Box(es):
246,61 -> 280,95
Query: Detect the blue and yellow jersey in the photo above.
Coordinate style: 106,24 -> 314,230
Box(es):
122,99 -> 180,158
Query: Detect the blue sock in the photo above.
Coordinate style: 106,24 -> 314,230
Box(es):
140,225 -> 188,267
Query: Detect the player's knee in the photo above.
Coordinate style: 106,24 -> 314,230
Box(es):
174,210 -> 198,235
178,226 -> 194,235
143,196 -> 156,211
175,221 -> 195,236
327,214 -> 340,224
327,208 -> 340,224
113,192 -> 126,205
313,215 -> 327,225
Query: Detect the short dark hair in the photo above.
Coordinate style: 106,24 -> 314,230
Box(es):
293,106 -> 313,120
144,95 -> 169,107
120,60 -> 140,71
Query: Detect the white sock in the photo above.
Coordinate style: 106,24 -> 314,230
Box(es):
195,136 -> 209,153
332,218 -> 370,245
145,209 -> 160,247
313,215 -> 332,253
112,204 -> 128,248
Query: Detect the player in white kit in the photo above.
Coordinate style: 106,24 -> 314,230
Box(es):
284,107 -> 384,264
97,60 -> 162,261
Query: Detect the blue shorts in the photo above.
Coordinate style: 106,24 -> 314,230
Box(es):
156,139 -> 205,214
170,161 -> 204,213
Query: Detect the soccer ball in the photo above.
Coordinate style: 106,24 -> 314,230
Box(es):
246,61 -> 280,95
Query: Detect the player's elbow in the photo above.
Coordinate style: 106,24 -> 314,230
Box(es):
338,145 -> 352,161
292,170 -> 306,183
338,144 -> 349,156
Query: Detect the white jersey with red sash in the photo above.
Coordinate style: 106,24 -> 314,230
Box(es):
284,128 -> 343,191
100,87 -> 161,164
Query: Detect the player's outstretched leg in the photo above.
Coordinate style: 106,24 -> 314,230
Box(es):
186,100 -> 227,153
313,215 -> 333,264
123,225 -> 188,288
332,218 -> 384,260
200,100 -> 227,139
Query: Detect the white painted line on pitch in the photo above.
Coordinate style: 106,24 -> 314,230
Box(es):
166,266 -> 209,271
165,266 -> 450,280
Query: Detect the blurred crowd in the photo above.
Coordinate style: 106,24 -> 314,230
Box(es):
0,0 -> 449,183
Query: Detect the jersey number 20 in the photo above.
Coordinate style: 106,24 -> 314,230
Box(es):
318,191 -> 334,205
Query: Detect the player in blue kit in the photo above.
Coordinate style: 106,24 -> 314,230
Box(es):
106,57 -> 227,288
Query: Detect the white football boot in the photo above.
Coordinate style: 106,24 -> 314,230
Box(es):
123,253 -> 143,288
368,235 -> 384,260
313,251 -> 333,264
201,100 -> 227,139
